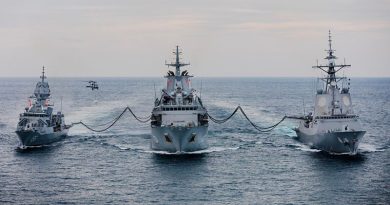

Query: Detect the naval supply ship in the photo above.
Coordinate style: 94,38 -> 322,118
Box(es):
293,31 -> 366,155
16,67 -> 69,147
150,46 -> 209,153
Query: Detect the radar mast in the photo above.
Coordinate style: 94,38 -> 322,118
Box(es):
165,46 -> 190,76
312,31 -> 351,91
40,66 -> 46,83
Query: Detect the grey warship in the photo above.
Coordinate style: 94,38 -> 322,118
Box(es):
150,46 -> 209,153
16,67 -> 69,147
294,31 -> 366,155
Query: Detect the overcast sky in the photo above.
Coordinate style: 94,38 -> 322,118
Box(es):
0,0 -> 389,77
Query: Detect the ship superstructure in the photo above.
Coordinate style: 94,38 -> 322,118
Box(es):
294,31 -> 366,155
16,67 -> 68,147
151,46 -> 209,152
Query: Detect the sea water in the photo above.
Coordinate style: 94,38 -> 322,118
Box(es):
0,77 -> 389,204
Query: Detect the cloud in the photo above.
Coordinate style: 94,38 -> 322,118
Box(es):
229,20 -> 390,32
0,0 -> 389,77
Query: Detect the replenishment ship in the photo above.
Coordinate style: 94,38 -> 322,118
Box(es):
150,46 -> 209,153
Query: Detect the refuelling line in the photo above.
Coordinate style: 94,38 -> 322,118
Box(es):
70,106 -> 287,133
70,107 -> 151,132
206,106 -> 286,132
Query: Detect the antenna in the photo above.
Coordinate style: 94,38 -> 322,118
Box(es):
303,99 -> 306,116
60,96 -> 63,113
200,80 -> 203,99
313,31 -> 351,78
154,83 -> 157,100
41,66 -> 46,83
165,46 -> 190,76
328,30 -> 332,51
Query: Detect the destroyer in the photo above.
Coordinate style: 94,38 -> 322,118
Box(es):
151,46 -> 209,153
16,67 -> 69,147
293,31 -> 365,155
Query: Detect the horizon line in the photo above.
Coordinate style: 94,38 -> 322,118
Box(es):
1,75 -> 389,78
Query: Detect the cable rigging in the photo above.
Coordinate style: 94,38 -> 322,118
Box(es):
70,105 -> 286,133
70,107 -> 151,132
206,106 -> 286,132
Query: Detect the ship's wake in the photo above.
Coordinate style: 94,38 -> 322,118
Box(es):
286,143 -> 322,153
105,142 -> 240,155
15,141 -> 63,151
100,142 -> 239,155
144,146 -> 240,155
358,143 -> 386,153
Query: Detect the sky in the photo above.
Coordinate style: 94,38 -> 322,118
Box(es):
0,0 -> 389,77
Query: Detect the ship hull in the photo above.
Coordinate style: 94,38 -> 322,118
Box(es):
295,129 -> 365,155
151,125 -> 208,153
15,129 -> 68,147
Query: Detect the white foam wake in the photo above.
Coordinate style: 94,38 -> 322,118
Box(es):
289,143 -> 322,152
358,143 -> 385,153
143,146 -> 240,155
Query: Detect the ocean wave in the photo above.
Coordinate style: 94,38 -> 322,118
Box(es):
209,100 -> 239,110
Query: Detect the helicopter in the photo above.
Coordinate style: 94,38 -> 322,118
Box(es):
85,80 -> 99,90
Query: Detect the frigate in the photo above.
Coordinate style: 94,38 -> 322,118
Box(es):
293,31 -> 366,155
16,67 -> 69,147
150,46 -> 209,153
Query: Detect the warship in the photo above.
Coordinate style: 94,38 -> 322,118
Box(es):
16,67 -> 69,147
150,46 -> 209,153
293,31 -> 366,155
85,80 -> 99,90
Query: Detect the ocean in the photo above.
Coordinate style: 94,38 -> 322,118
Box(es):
0,77 -> 389,204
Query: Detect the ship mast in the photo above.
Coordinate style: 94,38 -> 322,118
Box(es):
35,65 -> 50,102
312,30 -> 351,92
166,46 -> 190,76
40,66 -> 46,83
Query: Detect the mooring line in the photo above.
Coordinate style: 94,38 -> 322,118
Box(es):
207,106 -> 286,132
70,106 -> 151,132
